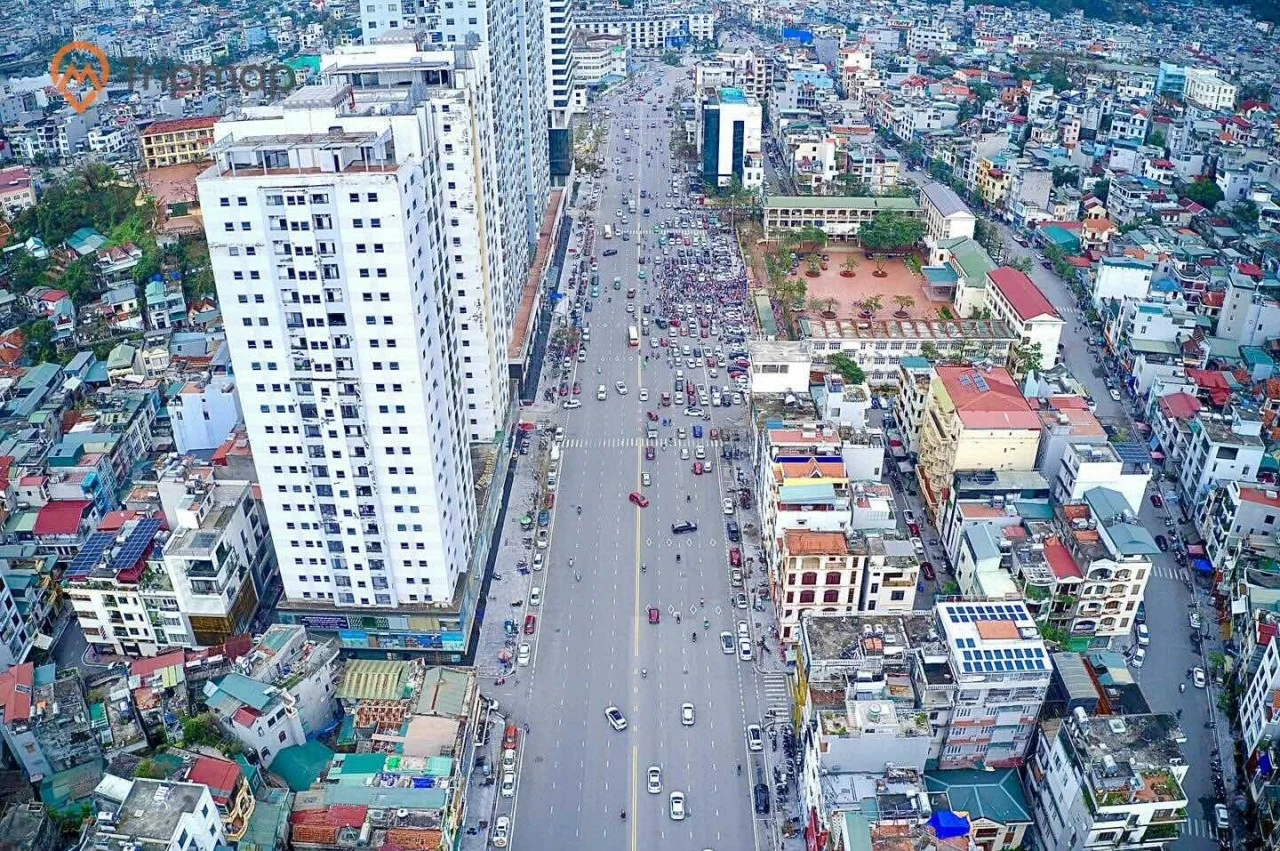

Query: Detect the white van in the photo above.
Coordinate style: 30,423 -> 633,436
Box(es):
597,385 -> 607,400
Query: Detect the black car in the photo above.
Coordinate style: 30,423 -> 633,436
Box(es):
726,521 -> 741,542
1154,534 -> 1168,552
672,520 -> 698,534
753,783 -> 770,814
603,248 -> 618,256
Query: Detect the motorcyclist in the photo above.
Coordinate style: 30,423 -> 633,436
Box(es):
620,811 -> 627,820
692,631 -> 697,641
676,553 -> 681,563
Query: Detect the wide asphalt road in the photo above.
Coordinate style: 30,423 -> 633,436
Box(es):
510,63 -> 768,851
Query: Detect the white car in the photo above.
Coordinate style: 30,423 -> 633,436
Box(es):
641,471 -> 651,486
723,498 -> 734,515
681,702 -> 695,725
1215,803 -> 1230,831
531,553 -> 544,571
1135,623 -> 1149,646
746,724 -> 763,752
1109,388 -> 1122,402
529,586 -> 541,606
616,381 -> 628,395
647,765 -> 662,794
535,529 -> 549,549
517,643 -> 531,666
669,791 -> 686,821
501,771 -> 516,797
563,399 -> 581,409
737,621 -> 750,640
638,388 -> 649,401
491,815 -> 510,847
694,445 -> 706,460
577,349 -> 587,362
605,705 -> 628,731
738,638 -> 753,661
1193,666 -> 1207,688
720,631 -> 735,654
1130,647 -> 1146,668
1189,611 -> 1203,629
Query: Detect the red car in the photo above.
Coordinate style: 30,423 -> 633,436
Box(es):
645,446 -> 656,460
572,382 -> 581,395
729,547 -> 742,567
1150,493 -> 1163,508
648,606 -> 661,624
692,461 -> 704,475
523,614 -> 537,635
629,491 -> 650,508
920,562 -> 936,581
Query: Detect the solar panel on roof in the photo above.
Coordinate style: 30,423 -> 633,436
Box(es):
973,374 -> 990,393
67,532 -> 114,580
110,518 -> 162,573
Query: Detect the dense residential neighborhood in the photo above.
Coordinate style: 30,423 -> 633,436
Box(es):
0,0 -> 1276,850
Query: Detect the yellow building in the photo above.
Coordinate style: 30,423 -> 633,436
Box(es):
916,365 -> 1042,520
977,157 -> 1012,207
140,116 -> 218,169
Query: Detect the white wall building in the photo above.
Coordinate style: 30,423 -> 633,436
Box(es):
170,374 -> 242,454
697,87 -> 763,189
197,79 -> 476,617
1026,712 -> 1189,851
986,267 -> 1064,370
935,599 -> 1051,769
575,9 -> 714,51
1054,443 -> 1150,513
84,780 -> 226,851
1183,68 -> 1237,111
1091,257 -> 1154,307
574,34 -> 627,86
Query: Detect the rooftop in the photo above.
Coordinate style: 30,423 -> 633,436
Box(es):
765,195 -> 921,212
935,601 -> 1050,678
936,366 -> 1040,431
800,611 -> 945,669
921,181 -> 973,219
1064,713 -> 1188,807
111,780 -> 208,843
988,267 -> 1061,321
925,768 -> 1031,825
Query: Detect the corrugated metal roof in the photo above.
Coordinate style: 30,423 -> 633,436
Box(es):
338,659 -> 410,701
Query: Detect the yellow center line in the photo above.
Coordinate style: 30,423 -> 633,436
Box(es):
631,744 -> 640,850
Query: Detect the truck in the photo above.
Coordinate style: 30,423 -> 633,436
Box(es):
602,224 -> 613,239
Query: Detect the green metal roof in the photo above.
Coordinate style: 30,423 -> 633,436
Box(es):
778,483 -> 837,503
212,672 -> 275,711
270,740 -> 334,791
946,238 -> 996,285
925,768 -> 1032,824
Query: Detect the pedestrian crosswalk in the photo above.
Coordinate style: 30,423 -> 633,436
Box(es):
1151,563 -> 1187,581
560,436 -> 730,449
1181,817 -> 1218,839
761,672 -> 792,718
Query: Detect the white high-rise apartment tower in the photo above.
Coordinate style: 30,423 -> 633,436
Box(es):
360,0 -> 553,244
545,0 -> 578,184
323,42 -> 514,443
197,59 -> 486,616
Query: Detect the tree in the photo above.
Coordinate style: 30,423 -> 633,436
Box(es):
1233,200 -> 1260,231
1051,165 -> 1076,188
1183,178 -> 1224,209
1147,129 -> 1167,150
859,212 -> 926,256
1009,341 -> 1045,376
833,173 -> 871,196
893,294 -> 915,315
1008,256 -> 1034,273
1092,178 -> 1110,203
786,225 -> 828,252
829,352 -> 866,384
841,254 -> 860,277
661,51 -> 681,66
779,277 -> 807,309
920,341 -> 942,361
860,295 -> 883,317
805,255 -> 822,277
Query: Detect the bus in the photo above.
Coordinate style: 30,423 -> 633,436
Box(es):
603,224 -> 614,239
627,326 -> 639,347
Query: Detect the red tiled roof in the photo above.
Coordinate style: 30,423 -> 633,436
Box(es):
140,116 -> 218,137
232,706 -> 260,728
328,806 -> 369,827
131,649 -> 186,680
1158,391 -> 1202,420
99,509 -> 140,531
783,529 -> 849,555
988,267 -> 1060,321
0,663 -> 34,724
186,756 -> 241,805
1044,541 -> 1083,580
936,366 -> 1040,430
33,499 -> 91,536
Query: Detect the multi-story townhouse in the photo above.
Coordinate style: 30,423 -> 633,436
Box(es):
984,267 -> 1064,371
919,181 -> 976,265
1026,712 -> 1189,851
916,366 -> 1042,522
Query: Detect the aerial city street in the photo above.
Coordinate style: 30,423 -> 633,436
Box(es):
0,1 -> 1277,851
